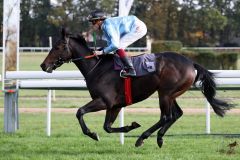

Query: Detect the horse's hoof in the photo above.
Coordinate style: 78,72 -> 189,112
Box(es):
135,138 -> 144,147
90,132 -> 100,141
157,138 -> 163,148
132,122 -> 141,129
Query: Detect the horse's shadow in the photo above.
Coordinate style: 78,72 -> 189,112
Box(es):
126,133 -> 240,138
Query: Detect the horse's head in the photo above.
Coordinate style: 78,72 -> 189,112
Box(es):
40,28 -> 74,73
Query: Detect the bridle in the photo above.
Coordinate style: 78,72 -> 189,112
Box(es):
52,37 -> 102,76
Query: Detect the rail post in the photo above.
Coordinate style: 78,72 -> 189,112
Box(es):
47,90 -> 52,136
119,108 -> 124,145
205,100 -> 211,134
2,0 -> 20,133
4,90 -> 19,132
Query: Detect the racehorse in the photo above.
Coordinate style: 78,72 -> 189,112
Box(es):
40,28 -> 233,147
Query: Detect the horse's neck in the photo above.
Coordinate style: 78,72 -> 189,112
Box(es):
73,60 -> 97,78
72,47 -> 98,79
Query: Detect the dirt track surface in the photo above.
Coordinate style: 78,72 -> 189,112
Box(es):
1,108 -> 240,115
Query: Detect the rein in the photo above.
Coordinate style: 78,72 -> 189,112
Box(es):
69,53 -> 102,77
70,54 -> 97,62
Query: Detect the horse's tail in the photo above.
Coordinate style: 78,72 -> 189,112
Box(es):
193,63 -> 233,117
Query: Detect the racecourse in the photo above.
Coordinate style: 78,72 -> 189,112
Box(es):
0,53 -> 240,159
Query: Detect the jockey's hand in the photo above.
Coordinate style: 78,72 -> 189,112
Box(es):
94,50 -> 104,56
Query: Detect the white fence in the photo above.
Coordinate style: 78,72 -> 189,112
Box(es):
4,70 -> 240,143
0,47 -> 148,53
1,46 -> 240,53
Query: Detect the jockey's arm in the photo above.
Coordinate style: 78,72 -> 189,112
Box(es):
102,21 -> 119,54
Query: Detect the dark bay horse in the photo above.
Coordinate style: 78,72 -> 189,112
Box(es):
40,28 -> 232,147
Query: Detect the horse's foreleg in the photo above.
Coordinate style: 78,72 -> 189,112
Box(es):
157,100 -> 183,148
103,107 -> 141,133
76,98 -> 107,141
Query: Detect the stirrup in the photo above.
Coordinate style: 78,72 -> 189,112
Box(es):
120,69 -> 136,78
120,70 -> 128,78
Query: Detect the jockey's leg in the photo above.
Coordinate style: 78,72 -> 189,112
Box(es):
117,20 -> 147,77
116,49 -> 136,77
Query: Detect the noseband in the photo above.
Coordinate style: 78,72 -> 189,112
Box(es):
53,57 -> 66,68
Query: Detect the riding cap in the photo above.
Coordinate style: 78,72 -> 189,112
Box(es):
88,10 -> 107,22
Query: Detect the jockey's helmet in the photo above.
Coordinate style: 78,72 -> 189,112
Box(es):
88,10 -> 107,22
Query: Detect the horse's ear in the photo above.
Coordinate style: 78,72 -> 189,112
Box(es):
76,33 -> 87,45
61,27 -> 67,40
61,27 -> 71,40
76,33 -> 84,39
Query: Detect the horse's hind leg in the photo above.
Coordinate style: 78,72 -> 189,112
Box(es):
76,98 -> 107,141
135,95 -> 173,147
157,100 -> 183,147
103,107 -> 141,133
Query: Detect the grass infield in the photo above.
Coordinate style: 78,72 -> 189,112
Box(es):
0,113 -> 240,160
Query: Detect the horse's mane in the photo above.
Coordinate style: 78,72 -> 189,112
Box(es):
69,34 -> 88,47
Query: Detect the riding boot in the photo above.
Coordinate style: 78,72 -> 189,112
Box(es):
116,49 -> 136,77
120,56 -> 136,77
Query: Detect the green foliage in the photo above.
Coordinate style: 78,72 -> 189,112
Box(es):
20,0 -> 54,47
1,0 -> 240,47
180,50 -> 239,69
134,0 -> 239,47
218,53 -> 238,69
0,0 -> 2,46
195,51 -> 220,69
151,40 -> 182,52
204,8 -> 227,30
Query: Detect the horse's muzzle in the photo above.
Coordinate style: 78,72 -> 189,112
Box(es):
40,63 -> 53,73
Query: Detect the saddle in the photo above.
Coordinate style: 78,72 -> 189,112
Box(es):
113,53 -> 156,77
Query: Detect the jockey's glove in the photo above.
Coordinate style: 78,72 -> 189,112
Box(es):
94,48 -> 114,55
94,51 -> 103,56
94,50 -> 104,55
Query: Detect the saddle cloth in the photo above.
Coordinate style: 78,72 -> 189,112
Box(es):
114,53 -> 156,76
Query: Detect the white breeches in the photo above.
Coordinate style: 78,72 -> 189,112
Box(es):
119,19 -> 147,49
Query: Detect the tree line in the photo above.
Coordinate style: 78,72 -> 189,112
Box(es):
1,0 -> 240,47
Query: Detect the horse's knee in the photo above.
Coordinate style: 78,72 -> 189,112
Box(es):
76,108 -> 85,118
161,115 -> 172,123
103,125 -> 112,133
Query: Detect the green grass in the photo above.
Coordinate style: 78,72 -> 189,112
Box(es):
0,113 -> 239,160
19,52 -> 77,71
0,52 -> 76,72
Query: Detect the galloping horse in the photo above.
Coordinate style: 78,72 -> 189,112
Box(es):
40,28 -> 232,147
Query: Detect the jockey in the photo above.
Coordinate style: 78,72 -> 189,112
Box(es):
88,10 -> 147,77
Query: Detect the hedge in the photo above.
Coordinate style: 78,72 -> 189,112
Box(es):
151,40 -> 183,53
151,40 -> 239,69
180,50 -> 238,69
